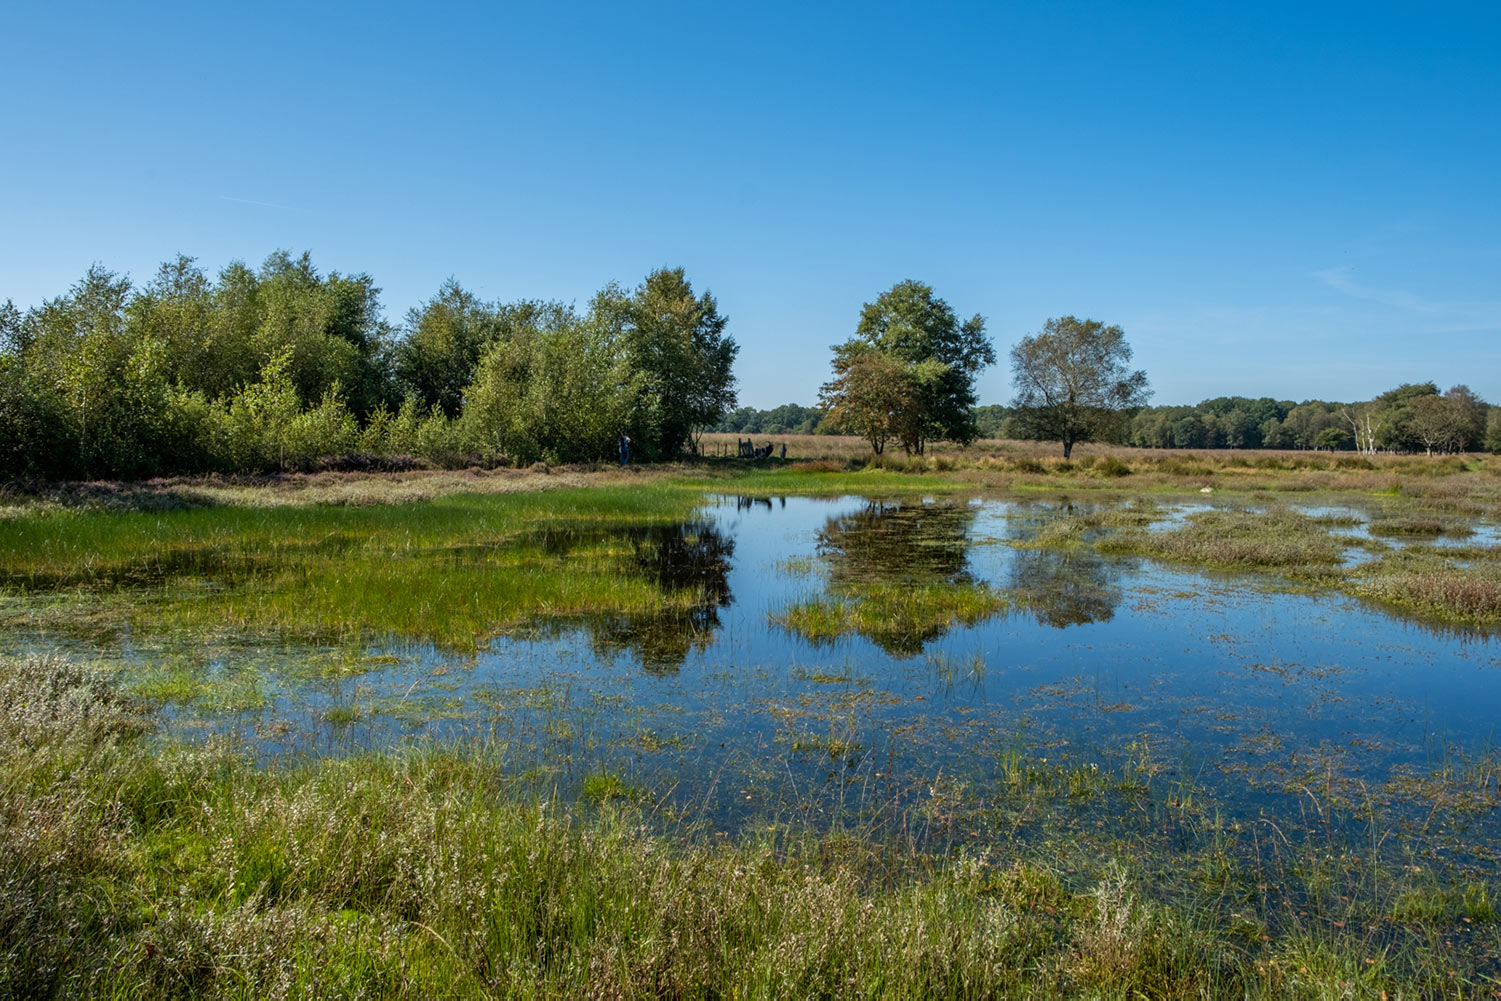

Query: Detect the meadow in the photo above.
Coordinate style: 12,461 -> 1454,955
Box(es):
3,440 -> 1501,998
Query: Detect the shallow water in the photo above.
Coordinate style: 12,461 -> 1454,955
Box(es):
13,494 -> 1501,890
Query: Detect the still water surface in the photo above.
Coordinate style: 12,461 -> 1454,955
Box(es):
81,493 -> 1493,887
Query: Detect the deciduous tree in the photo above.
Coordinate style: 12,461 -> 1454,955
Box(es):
818,343 -> 912,454
598,268 -> 737,458
823,281 -> 993,454
1009,316 -> 1150,458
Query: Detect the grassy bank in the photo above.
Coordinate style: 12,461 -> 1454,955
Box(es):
1081,504 -> 1501,628
5,440 -> 1499,517
0,485 -> 718,650
6,652 -> 1491,999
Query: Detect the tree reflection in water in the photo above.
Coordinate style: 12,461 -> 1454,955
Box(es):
1007,545 -> 1122,627
530,521 -> 734,671
794,499 -> 1002,655
1002,503 -> 1123,627
818,499 -> 974,587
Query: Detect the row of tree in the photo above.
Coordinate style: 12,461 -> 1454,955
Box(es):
0,254 -> 737,477
5,257 -> 1499,480
713,402 -> 824,436
1120,384 -> 1498,453
731,386 -> 1501,456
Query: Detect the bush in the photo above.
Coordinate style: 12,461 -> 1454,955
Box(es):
1095,456 -> 1132,477
1010,457 -> 1046,475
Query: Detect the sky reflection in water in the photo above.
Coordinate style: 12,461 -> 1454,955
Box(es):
116,495 -> 1501,877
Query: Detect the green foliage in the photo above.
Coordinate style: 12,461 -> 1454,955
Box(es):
250,251 -> 394,419
1,256 -> 745,480
0,356 -> 73,476
819,343 -> 912,454
714,402 -> 824,434
972,403 -> 1014,438
461,307 -> 639,466
822,280 -> 993,454
1313,426 -> 1351,451
596,268 -> 738,458
1010,316 -> 1151,459
222,349 -> 305,471
394,281 -> 565,418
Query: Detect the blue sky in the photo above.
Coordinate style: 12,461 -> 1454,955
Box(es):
3,1 -> 1498,408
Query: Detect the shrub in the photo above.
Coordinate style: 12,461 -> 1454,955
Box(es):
1095,456 -> 1132,477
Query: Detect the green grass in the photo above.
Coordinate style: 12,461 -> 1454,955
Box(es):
7,652 -> 1496,999
0,485 -> 713,649
1099,506 -> 1347,569
694,464 -> 967,496
776,582 -> 1007,655
130,658 -> 268,713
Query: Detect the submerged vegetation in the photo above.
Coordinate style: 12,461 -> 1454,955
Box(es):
775,498 -> 1009,653
0,485 -> 719,650
7,652 -> 1501,999
3,454 -> 1501,996
1084,503 -> 1501,627
778,581 -> 1006,655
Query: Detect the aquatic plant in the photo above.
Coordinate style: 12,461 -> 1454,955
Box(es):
4,653 -> 1495,998
0,486 -> 721,649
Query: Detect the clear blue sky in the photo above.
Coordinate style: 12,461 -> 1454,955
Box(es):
3,1 -> 1498,408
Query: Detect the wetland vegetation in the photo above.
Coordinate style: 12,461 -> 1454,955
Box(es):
4,448 -> 1501,997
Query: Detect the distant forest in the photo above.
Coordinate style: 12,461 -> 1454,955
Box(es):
723,386 -> 1501,455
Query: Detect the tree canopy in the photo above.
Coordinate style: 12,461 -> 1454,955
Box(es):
0,254 -> 738,478
7,253 -> 1501,480
820,280 -> 993,454
1009,316 -> 1151,458
605,268 -> 738,459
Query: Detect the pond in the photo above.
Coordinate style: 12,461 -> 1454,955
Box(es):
11,493 -> 1500,897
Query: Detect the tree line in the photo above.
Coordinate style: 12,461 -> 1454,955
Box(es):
6,257 -> 1499,481
0,254 -> 736,478
1120,383 -> 1498,453
728,387 -> 1501,455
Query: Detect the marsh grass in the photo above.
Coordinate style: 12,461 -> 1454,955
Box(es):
1100,506 -> 1347,569
1349,561 -> 1501,624
1013,497 -> 1501,628
1368,512 -> 1474,537
776,582 -> 1007,654
0,486 -> 716,649
6,653 -> 1498,999
7,457 -> 1501,994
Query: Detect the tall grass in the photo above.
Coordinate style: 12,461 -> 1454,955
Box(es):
1350,551 -> 1501,624
1099,506 -> 1347,569
7,652 -> 1481,999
